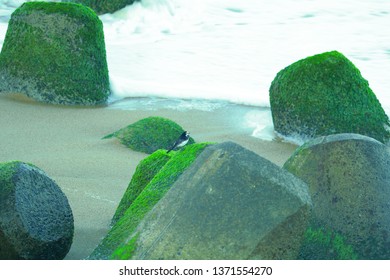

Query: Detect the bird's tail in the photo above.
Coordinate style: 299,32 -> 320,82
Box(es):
167,142 -> 176,153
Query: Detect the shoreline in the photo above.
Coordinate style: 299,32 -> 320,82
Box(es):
0,94 -> 298,259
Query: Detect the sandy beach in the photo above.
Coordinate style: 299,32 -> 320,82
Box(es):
0,94 -> 298,259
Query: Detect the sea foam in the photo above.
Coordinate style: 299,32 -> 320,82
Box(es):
0,0 -> 389,143
100,0 -> 390,113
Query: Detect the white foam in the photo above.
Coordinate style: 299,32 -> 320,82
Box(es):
101,0 -> 390,112
0,0 -> 390,143
244,109 -> 276,141
0,0 -> 59,10
107,96 -> 228,112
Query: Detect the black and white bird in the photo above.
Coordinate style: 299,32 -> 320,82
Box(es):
167,131 -> 190,153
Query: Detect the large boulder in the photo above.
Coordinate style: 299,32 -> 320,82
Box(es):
103,116 -> 195,154
0,2 -> 110,105
269,51 -> 390,143
110,142 -> 312,260
284,134 -> 390,259
89,143 -> 210,259
62,0 -> 139,15
0,161 -> 74,260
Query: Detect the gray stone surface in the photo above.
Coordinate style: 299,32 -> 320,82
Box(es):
126,141 -> 312,259
284,133 -> 390,259
0,162 -> 74,259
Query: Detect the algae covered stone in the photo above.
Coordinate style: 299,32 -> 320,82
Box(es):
111,149 -> 171,225
0,161 -> 74,259
284,133 -> 390,259
269,51 -> 390,143
89,143 -> 210,259
103,116 -> 195,154
62,0 -> 139,15
0,2 -> 110,105
112,142 -> 311,260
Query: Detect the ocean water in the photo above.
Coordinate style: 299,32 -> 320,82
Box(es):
1,0 -> 389,142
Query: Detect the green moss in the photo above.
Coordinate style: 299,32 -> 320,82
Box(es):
0,2 -> 109,105
269,51 -> 390,143
0,161 -> 39,199
111,233 -> 139,260
15,2 -> 97,18
62,0 -> 139,15
111,150 -> 171,225
298,227 -> 358,260
89,142 -> 212,259
103,116 -> 195,154
0,161 -> 19,199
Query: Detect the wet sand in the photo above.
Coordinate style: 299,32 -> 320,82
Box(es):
0,94 -> 298,259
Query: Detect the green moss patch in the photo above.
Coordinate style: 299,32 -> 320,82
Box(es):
269,50 -> 390,143
89,142 -> 211,259
103,116 -> 195,154
0,161 -> 38,199
0,161 -> 20,199
111,150 -> 171,225
0,2 -> 110,105
299,227 -> 358,260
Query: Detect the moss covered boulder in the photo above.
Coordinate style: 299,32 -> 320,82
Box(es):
0,2 -> 110,105
103,116 -> 195,154
89,143 -> 210,259
0,161 -> 74,259
62,0 -> 139,15
269,51 -> 390,143
97,142 -> 311,260
284,134 -> 390,259
111,149 -> 171,225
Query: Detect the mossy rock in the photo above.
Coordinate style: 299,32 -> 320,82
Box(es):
103,116 -> 195,154
0,2 -> 110,105
269,51 -> 390,143
119,142 -> 312,260
62,0 -> 139,15
298,227 -> 358,260
111,149 -> 171,225
284,133 -> 390,259
0,161 -> 74,259
89,143 -> 211,259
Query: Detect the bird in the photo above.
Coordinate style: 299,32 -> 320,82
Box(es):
167,131 -> 190,153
